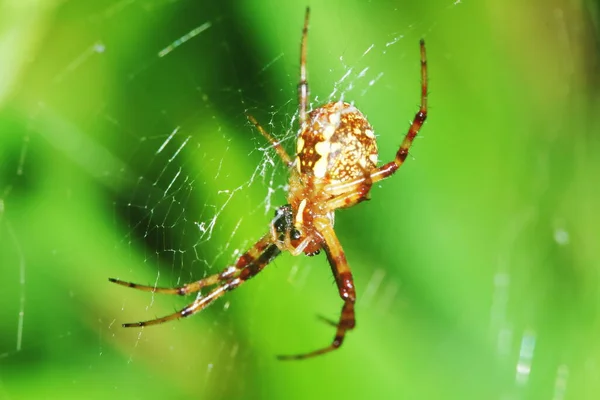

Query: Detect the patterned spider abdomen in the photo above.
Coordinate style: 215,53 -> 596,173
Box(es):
296,101 -> 378,183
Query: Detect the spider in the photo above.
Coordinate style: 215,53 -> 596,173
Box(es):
110,7 -> 428,360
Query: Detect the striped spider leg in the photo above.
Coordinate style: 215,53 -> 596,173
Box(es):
109,232 -> 281,327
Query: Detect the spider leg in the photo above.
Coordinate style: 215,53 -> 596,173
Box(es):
298,7 -> 310,129
278,221 -> 356,360
247,114 -> 293,167
121,283 -> 230,327
109,273 -> 227,296
371,39 -> 428,184
110,234 -> 280,327
316,315 -> 338,327
323,170 -> 373,210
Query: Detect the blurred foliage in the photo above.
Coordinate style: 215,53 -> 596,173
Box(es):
1,0 -> 600,399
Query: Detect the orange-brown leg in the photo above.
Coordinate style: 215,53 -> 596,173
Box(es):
109,233 -> 280,327
324,172 -> 373,210
247,114 -> 293,167
278,222 -> 356,360
298,7 -> 310,129
371,39 -> 428,184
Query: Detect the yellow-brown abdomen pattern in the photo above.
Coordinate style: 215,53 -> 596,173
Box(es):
296,101 -> 378,183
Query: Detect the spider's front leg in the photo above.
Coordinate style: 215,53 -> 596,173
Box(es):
109,233 -> 281,327
278,220 -> 356,360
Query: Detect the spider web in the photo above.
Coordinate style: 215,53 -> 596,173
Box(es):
1,1 -> 599,399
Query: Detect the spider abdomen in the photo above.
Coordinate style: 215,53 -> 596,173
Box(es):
296,101 -> 378,183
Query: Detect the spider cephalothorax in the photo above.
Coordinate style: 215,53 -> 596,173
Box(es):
110,7 -> 428,360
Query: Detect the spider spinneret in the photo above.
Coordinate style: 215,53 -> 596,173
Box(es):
109,7 -> 428,361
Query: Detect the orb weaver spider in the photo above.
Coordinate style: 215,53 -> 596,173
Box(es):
110,7 -> 428,360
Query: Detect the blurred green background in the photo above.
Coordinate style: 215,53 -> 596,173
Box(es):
1,0 -> 599,399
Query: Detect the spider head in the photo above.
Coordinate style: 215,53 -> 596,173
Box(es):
273,204 -> 299,240
272,203 -> 322,256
